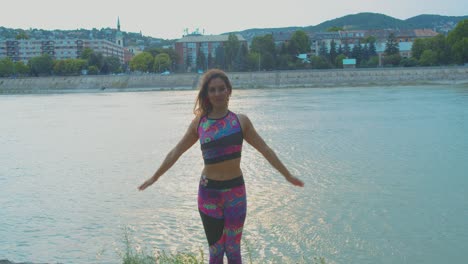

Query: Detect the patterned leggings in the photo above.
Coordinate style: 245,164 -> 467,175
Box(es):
198,175 -> 247,264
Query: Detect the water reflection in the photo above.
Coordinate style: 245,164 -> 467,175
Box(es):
1,86 -> 467,263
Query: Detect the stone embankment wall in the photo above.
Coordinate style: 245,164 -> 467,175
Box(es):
1,67 -> 467,94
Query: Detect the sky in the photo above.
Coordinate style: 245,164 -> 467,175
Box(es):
1,0 -> 467,39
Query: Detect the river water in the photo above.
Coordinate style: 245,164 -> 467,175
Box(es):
1,85 -> 467,263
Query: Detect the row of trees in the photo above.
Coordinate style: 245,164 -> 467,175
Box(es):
345,19 -> 464,68
193,19 -> 467,71
377,19 -> 467,67
1,20 -> 466,77
128,47 -> 177,73
188,31 -> 381,71
316,36 -> 380,68
184,31 -> 316,72
411,19 -> 467,66
1,45 -> 179,77
0,48 -> 123,77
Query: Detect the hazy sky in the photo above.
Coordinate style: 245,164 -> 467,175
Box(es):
1,0 -> 467,39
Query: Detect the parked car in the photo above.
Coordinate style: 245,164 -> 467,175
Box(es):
160,70 -> 170,75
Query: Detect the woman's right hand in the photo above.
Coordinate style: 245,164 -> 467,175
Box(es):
138,176 -> 159,191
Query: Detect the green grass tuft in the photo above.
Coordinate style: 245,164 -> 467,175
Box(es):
119,227 -> 326,264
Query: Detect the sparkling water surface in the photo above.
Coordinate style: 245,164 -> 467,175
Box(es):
1,85 -> 467,263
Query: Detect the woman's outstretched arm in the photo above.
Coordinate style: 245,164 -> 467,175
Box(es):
138,117 -> 199,191
239,114 -> 304,187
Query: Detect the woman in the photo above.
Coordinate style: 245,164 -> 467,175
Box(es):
138,69 -> 304,263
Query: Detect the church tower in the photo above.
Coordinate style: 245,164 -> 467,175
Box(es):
116,17 -> 124,47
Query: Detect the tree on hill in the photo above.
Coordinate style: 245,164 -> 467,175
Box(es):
351,41 -> 363,65
80,48 -> 104,72
385,32 -> 400,55
419,50 -> 438,66
327,26 -> 344,32
447,19 -> 468,64
0,58 -> 15,77
145,47 -> 178,70
337,45 -> 343,56
361,43 -> 370,61
251,34 -> 276,56
335,54 -> 347,68
103,56 -> 122,74
329,40 -> 337,64
405,15 -> 468,32
130,52 -> 154,72
318,42 -> 328,58
196,46 -> 207,72
308,12 -> 406,32
343,41 -> 351,57
14,61 -> 30,76
28,54 -> 54,76
53,59 -> 87,75
214,46 -> 226,70
80,48 -> 94,60
225,33 -> 240,71
246,52 -> 260,71
362,36 -> 377,44
250,34 -> 276,70
310,55 -> 332,69
289,30 -> 311,54
207,53 -> 214,69
411,21 -> 466,66
79,47 -> 122,74
154,53 -> 172,72
15,30 -> 29,40
431,34 -> 451,65
383,32 -> 401,66
411,38 -> 426,60
233,43 -> 248,71
368,40 -> 377,57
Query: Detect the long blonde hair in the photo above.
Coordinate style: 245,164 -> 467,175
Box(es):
193,69 -> 233,117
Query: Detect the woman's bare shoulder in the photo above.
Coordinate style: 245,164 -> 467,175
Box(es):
192,114 -> 202,123
235,112 -> 247,120
191,115 -> 204,125
235,113 -> 253,129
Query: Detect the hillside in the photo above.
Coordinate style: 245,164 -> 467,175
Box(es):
0,26 -> 174,48
306,12 -> 407,31
235,12 -> 467,41
405,14 -> 468,33
1,12 -> 466,44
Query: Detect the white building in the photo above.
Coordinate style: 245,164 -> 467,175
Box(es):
0,39 -> 124,64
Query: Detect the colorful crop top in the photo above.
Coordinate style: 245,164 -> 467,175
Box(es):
198,111 -> 243,165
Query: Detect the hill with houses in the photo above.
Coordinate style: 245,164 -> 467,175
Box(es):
228,13 -> 467,41
0,13 -> 466,46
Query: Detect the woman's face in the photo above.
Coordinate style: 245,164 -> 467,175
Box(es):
207,77 -> 230,108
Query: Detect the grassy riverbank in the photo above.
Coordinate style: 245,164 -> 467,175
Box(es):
120,228 -> 326,264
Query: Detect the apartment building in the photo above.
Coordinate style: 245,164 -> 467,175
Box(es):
0,39 -> 124,64
310,29 -> 439,57
310,32 -> 342,55
272,31 -> 294,47
175,34 -> 247,71
82,39 -> 124,63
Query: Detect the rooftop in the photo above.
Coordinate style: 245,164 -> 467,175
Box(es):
176,34 -> 246,43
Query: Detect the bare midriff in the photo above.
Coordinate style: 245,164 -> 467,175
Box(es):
201,158 -> 242,181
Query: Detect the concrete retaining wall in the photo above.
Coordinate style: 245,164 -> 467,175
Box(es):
1,67 -> 467,94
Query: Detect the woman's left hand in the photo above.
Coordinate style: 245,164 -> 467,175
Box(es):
138,176 -> 159,191
286,176 -> 304,187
